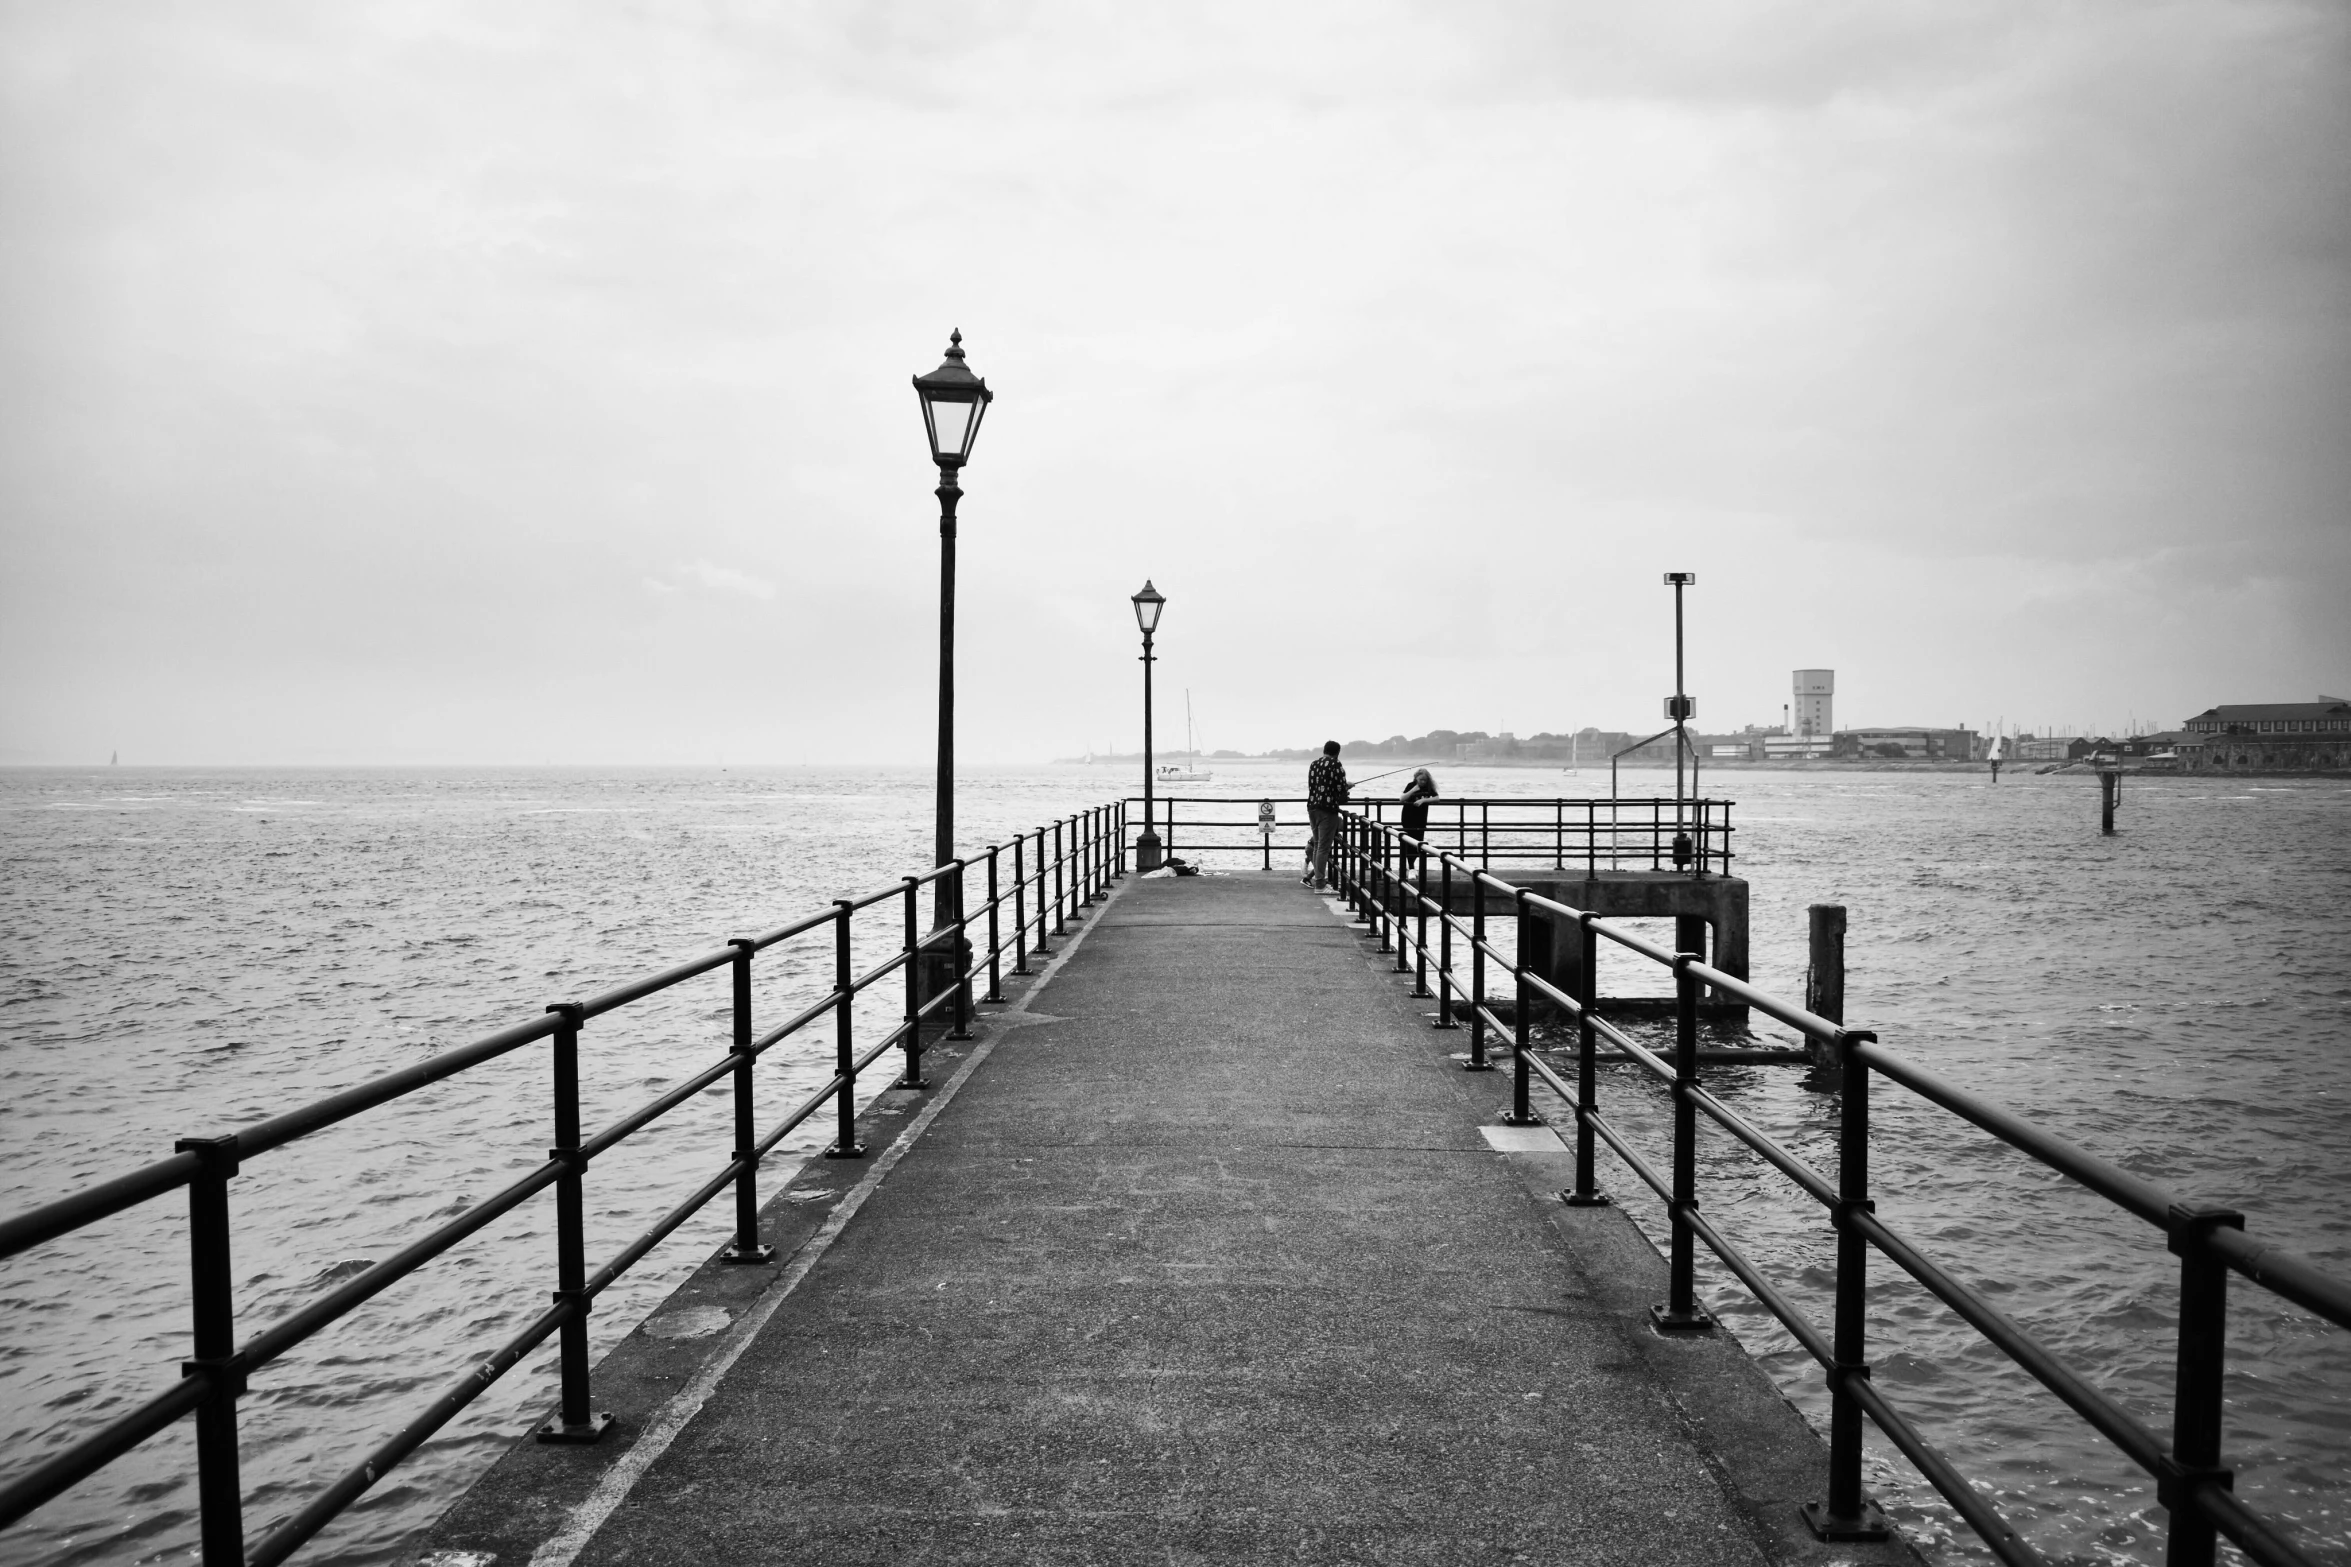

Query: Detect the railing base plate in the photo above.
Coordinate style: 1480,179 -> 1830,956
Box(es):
1560,1191 -> 1613,1207
1799,1500 -> 1890,1542
719,1242 -> 777,1265
823,1143 -> 867,1160
1499,1110 -> 1546,1127
1648,1303 -> 1717,1334
536,1412 -> 614,1445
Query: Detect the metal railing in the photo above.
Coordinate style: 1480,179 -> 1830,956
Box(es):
1126,794 -> 1736,875
0,802 -> 1127,1567
1337,809 -> 2347,1567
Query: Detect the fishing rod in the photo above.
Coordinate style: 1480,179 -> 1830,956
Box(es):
1350,765 -> 1418,787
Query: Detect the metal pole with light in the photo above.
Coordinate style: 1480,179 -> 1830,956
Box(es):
912,331 -> 994,946
1663,572 -> 1696,870
1131,580 -> 1166,872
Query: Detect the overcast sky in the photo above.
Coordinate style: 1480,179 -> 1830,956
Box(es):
3,1 -> 2345,764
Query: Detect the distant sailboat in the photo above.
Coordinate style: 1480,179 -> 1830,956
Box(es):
109,751 -> 118,766
1156,690 -> 1214,784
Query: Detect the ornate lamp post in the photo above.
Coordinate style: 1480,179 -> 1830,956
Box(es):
912,330 -> 994,939
1131,580 -> 1166,872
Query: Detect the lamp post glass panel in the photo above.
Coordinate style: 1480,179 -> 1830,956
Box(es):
913,331 -> 993,938
1132,581 -> 1166,872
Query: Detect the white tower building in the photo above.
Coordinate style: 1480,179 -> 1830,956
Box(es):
1793,669 -> 1835,737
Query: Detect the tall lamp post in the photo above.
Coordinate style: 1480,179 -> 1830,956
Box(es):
1663,572 -> 1696,869
912,331 -> 994,940
1131,581 -> 1165,872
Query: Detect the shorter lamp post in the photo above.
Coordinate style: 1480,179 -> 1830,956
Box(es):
1663,571 -> 1697,871
1132,580 -> 1165,872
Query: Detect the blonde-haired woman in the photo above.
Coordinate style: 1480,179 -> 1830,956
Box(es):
1398,768 -> 1439,872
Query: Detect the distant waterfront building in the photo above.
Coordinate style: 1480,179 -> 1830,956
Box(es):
2175,699 -> 2351,772
1793,670 -> 1834,738
1835,726 -> 1979,760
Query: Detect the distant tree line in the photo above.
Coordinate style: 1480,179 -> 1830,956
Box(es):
1262,730 -> 1638,763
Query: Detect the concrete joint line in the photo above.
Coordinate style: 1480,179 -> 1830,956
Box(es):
522,876 -> 1127,1567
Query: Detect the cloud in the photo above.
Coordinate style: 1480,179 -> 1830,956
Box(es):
669,561 -> 777,602
0,0 -> 2342,763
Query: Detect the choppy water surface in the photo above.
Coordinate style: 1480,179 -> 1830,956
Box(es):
2,764 -> 2345,1566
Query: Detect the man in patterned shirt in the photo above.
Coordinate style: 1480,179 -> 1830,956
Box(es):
1303,740 -> 1349,889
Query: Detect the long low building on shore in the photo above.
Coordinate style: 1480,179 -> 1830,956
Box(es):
2174,698 -> 2351,771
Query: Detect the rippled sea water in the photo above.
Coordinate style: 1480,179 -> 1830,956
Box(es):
2,764 -> 2345,1567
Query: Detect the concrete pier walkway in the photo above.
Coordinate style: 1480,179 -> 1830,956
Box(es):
417,873 -> 1914,1567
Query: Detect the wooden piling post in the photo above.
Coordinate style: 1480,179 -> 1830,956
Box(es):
1805,905 -> 1845,1079
2101,770 -> 2119,835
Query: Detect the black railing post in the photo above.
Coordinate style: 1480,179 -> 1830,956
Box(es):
1052,820 -> 1066,935
948,859 -> 974,1041
719,941 -> 774,1264
1586,799 -> 1597,876
2163,1203 -> 2244,1567
1563,914 -> 1607,1206
826,902 -> 864,1160
899,877 -> 929,1087
1434,856 -> 1460,1029
1012,835 -> 1032,972
1650,956 -> 1713,1334
985,848 -> 1005,1001
1411,855 -> 1432,997
1503,888 -> 1541,1125
538,1002 -> 611,1442
176,1133 -> 245,1566
1389,830 -> 1409,970
1467,874 -> 1492,1071
1376,826 -> 1394,954
1032,829 -> 1053,956
1117,799 -> 1127,877
1804,1028 -> 1889,1535
1354,820 -> 1375,926
1080,809 -> 1096,903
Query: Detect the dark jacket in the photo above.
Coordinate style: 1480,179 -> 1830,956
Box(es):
1400,780 -> 1438,840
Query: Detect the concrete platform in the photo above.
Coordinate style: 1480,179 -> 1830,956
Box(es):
410,872 -> 1915,1567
